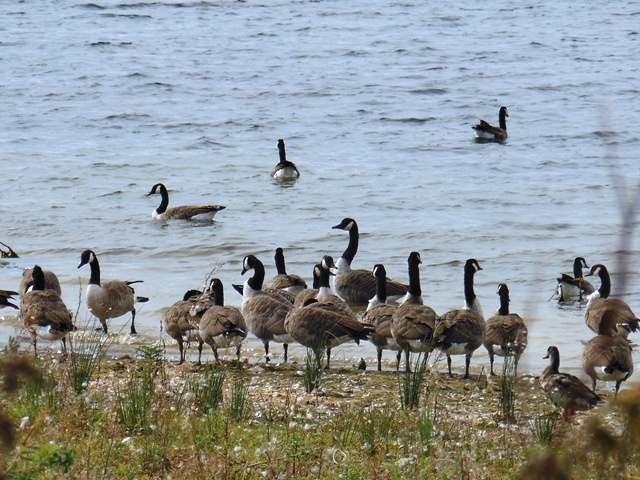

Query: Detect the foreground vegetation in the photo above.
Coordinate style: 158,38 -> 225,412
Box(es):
0,337 -> 639,480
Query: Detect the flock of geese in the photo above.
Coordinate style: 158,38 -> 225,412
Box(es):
1,112 -> 637,416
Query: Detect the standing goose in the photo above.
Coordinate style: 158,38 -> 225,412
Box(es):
582,310 -> 634,394
78,249 -> 148,335
163,284 -> 216,364
240,254 -> 295,363
434,259 -> 486,379
483,283 -> 528,376
331,217 -> 407,304
293,264 -> 321,308
584,264 -> 639,337
390,252 -> 438,372
472,106 -> 509,142
1,289 -> 19,310
284,260 -> 372,369
147,183 -> 226,221
270,139 -> 300,180
540,346 -> 602,417
19,265 -> 73,356
553,257 -> 594,302
18,267 -> 61,298
198,278 -> 247,364
362,264 -> 402,371
266,247 -> 308,294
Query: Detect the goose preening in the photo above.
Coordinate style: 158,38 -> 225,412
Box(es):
331,217 -> 407,304
582,310 -> 634,394
390,252 -> 437,372
240,254 -> 295,363
147,183 -> 226,221
18,267 -> 62,298
540,346 -> 602,417
198,278 -> 247,364
19,265 -> 74,356
270,139 -> 300,181
0,289 -> 19,310
433,259 -> 485,379
362,264 -> 401,371
266,247 -> 308,294
584,264 -> 639,337
284,259 -> 371,369
78,249 -> 149,335
552,257 -> 594,302
472,106 -> 508,142
483,283 -> 528,376
163,285 -> 216,364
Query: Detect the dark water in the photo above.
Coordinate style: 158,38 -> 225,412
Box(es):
1,1 -> 639,385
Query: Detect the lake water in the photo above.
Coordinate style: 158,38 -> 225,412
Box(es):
1,0 -> 639,387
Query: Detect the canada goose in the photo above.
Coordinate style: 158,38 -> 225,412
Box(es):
540,346 -> 602,417
266,247 -> 308,293
240,254 -> 295,362
293,264 -> 321,308
582,310 -> 634,394
553,257 -> 594,302
19,265 -> 73,356
0,241 -> 19,258
390,252 -> 437,372
163,286 -> 216,364
483,283 -> 528,376
434,259 -> 485,379
18,267 -> 61,298
362,264 -> 401,371
147,183 -> 226,221
198,278 -> 247,364
270,139 -> 300,180
472,106 -> 508,142
0,289 -> 19,310
77,249 -> 148,335
584,264 -> 639,337
284,262 -> 372,369
331,217 -> 407,304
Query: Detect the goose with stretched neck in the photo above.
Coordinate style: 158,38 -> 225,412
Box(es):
552,257 -> 594,302
331,217 -> 407,304
78,249 -> 148,335
472,106 -> 508,142
266,247 -> 307,294
270,139 -> 300,180
147,183 -> 226,221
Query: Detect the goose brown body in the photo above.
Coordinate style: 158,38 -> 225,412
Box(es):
18,267 -> 61,298
472,106 -> 508,142
266,247 -> 307,293
147,183 -> 226,221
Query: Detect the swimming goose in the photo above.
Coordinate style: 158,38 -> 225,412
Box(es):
284,261 -> 372,369
266,247 -> 308,294
0,289 -> 19,310
198,278 -> 247,364
540,346 -> 602,417
390,252 -> 438,372
331,217 -> 407,304
362,264 -> 402,371
434,259 -> 486,379
240,254 -> 295,363
78,249 -> 148,335
582,310 -> 634,394
18,267 -> 62,298
483,283 -> 528,376
19,265 -> 73,356
163,285 -> 216,364
472,106 -> 508,142
584,264 -> 639,337
270,139 -> 300,180
553,257 -> 594,302
147,183 -> 226,221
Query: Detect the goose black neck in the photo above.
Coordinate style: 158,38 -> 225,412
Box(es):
498,289 -> 510,315
499,108 -> 507,130
464,264 -> 477,308
274,249 -> 287,275
341,222 -> 359,265
247,259 -> 265,291
375,272 -> 388,303
548,349 -> 560,374
88,257 -> 101,286
573,258 -> 584,278
156,184 -> 169,214
407,257 -> 421,297
278,139 -> 286,163
318,265 -> 331,289
31,267 -> 46,291
598,267 -> 611,298
213,280 -> 225,306
311,265 -> 321,289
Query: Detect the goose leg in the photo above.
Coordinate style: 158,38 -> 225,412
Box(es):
447,355 -> 453,378
130,309 -> 137,335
